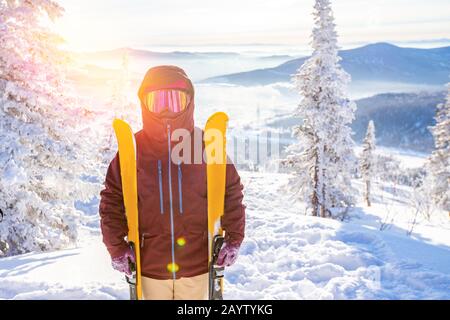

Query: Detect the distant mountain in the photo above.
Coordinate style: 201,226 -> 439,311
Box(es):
76,47 -> 241,61
258,54 -> 295,61
267,90 -> 446,153
76,48 -> 297,63
353,91 -> 447,152
74,47 -> 296,82
203,43 -> 450,85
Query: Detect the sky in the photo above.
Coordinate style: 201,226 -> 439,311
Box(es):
55,0 -> 450,52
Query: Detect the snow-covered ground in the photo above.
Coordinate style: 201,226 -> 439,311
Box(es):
1,167 -> 449,300
226,173 -> 450,299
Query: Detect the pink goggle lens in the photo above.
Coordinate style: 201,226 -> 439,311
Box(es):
145,90 -> 189,113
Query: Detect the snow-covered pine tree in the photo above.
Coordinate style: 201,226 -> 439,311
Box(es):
360,120 -> 376,206
426,84 -> 449,213
100,49 -> 139,165
0,0 -> 99,256
289,0 -> 356,218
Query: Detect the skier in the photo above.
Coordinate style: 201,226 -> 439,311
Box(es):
99,66 -> 246,300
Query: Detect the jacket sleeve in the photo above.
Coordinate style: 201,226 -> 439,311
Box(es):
99,153 -> 129,259
221,159 -> 246,246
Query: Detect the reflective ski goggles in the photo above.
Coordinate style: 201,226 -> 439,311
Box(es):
145,89 -> 189,114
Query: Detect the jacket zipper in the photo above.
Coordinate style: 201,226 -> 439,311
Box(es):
157,160 -> 164,214
178,163 -> 183,214
167,124 -> 176,280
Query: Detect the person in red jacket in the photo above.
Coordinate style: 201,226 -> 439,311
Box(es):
99,65 -> 246,300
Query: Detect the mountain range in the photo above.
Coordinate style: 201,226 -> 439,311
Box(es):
203,43 -> 450,85
267,90 -> 446,153
76,47 -> 242,61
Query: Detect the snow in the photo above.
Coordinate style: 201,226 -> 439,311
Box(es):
1,167 -> 449,300
0,232 -> 127,300
355,146 -> 428,169
225,172 -> 450,299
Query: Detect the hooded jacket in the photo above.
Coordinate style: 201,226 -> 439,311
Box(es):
99,66 -> 246,280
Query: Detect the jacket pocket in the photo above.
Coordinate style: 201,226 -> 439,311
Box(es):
140,232 -> 158,248
137,160 -> 163,235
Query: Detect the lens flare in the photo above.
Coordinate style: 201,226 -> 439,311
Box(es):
177,237 -> 186,247
167,263 -> 179,273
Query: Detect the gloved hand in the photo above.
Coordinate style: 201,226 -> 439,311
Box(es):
111,247 -> 135,276
216,242 -> 240,267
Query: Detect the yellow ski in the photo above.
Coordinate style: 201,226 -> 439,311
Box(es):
204,112 -> 229,300
113,119 -> 142,300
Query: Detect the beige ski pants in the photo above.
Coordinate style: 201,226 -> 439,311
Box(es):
141,272 -> 208,300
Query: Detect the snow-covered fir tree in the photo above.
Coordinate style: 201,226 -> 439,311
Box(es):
0,0 -> 99,256
426,84 -> 449,213
111,50 -> 133,120
360,120 -> 376,206
288,0 -> 356,218
100,49 -> 139,165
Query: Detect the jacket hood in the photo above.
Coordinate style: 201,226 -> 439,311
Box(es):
138,66 -> 195,154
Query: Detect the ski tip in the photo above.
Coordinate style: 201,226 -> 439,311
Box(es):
206,112 -> 229,124
112,118 -> 121,129
113,118 -> 132,131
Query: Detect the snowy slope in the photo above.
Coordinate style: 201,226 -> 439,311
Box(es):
226,173 -> 450,299
0,229 -> 128,300
1,170 -> 449,300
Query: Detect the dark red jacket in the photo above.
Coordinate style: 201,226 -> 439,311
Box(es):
99,66 -> 245,280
